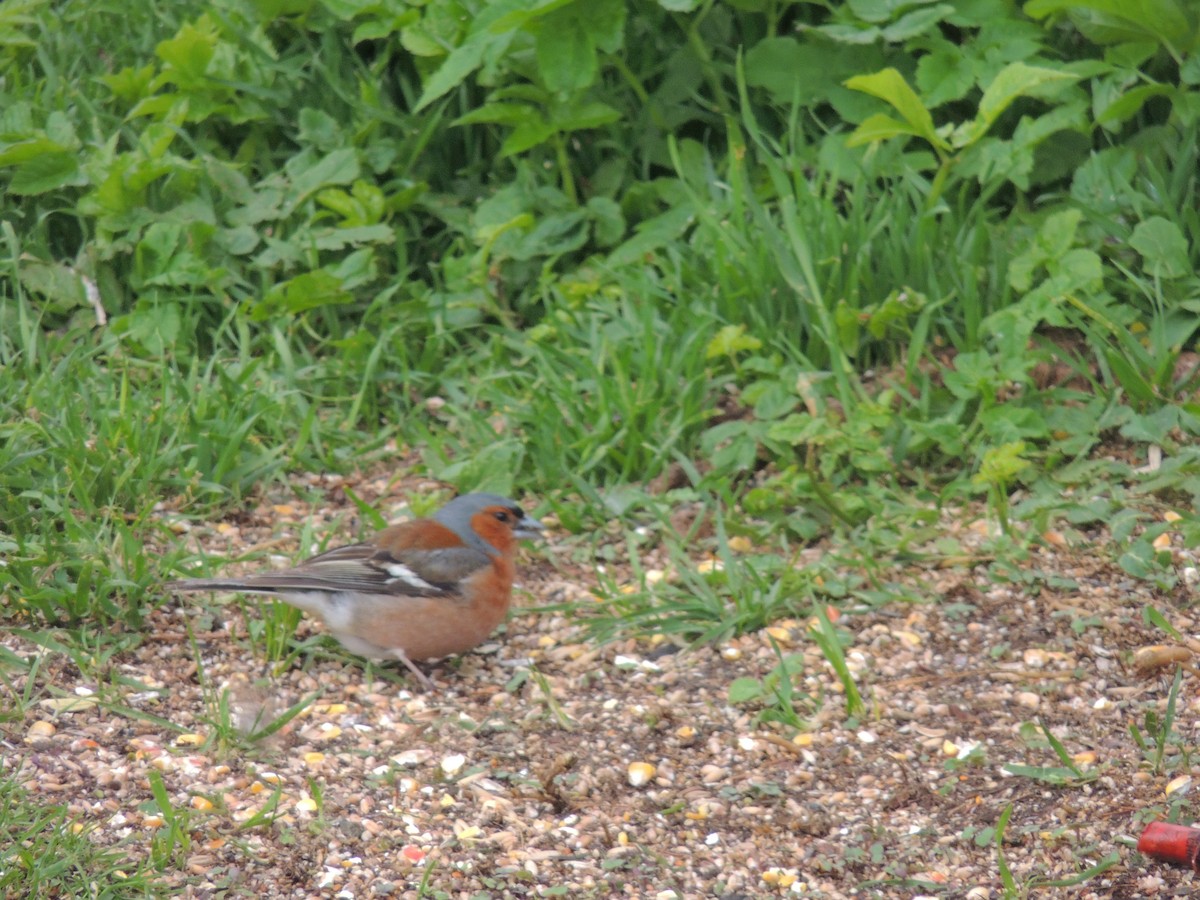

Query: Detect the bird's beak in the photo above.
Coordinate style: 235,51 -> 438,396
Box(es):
515,513 -> 546,540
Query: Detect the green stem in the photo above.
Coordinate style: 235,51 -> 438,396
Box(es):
609,54 -> 649,106
683,2 -> 733,119
553,132 -> 578,205
804,450 -> 855,528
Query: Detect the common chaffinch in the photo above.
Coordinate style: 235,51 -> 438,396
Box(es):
166,493 -> 544,690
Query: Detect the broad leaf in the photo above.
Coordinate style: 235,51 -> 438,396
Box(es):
844,68 -> 948,150
958,62 -> 1079,148
1130,217 -> 1191,279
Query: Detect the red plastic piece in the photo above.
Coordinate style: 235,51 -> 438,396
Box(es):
1139,821 -> 1200,872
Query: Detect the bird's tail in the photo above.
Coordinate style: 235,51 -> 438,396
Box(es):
164,578 -> 281,596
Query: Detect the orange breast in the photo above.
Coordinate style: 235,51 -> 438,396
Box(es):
341,559 -> 515,660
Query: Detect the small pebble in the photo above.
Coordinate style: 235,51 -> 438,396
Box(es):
1166,775 -> 1192,797
627,762 -> 656,787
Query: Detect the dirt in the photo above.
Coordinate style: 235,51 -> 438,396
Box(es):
3,464 -> 1199,899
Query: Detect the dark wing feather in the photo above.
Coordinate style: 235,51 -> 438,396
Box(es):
169,543 -> 492,597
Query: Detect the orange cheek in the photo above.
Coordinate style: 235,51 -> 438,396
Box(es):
469,511 -> 516,555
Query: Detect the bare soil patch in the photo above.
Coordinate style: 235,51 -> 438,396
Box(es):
4,466 -> 1198,898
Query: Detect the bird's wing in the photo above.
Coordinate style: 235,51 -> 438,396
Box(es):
280,542 -> 492,595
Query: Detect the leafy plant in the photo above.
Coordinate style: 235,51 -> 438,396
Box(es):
0,764 -> 164,897
1129,666 -> 1186,775
973,442 -> 1033,535
1004,722 -> 1099,786
808,606 -> 865,719
144,770 -> 192,870
728,639 -> 813,732
845,62 -> 1084,204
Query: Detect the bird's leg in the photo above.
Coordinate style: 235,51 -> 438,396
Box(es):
390,649 -> 437,691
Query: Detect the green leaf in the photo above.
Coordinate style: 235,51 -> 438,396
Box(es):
250,270 -> 353,320
134,221 -> 222,289
820,23 -> 883,44
844,68 -> 948,151
1023,0 -> 1198,55
1144,605 -> 1184,639
100,63 -> 157,101
314,188 -> 361,222
219,225 -> 259,255
957,62 -> 1079,148
283,148 -> 360,213
535,11 -> 596,93
1052,246 -> 1104,290
43,109 -> 77,146
585,0 -> 626,53
972,441 -> 1031,488
845,0 -> 898,25
1010,101 -> 1090,188
881,4 -> 954,41
5,150 -> 83,195
916,48 -> 978,108
1096,83 -> 1175,126
549,101 -> 622,133
414,0 -> 527,111
414,35 -> 490,112
311,224 -> 393,251
1008,208 -> 1083,291
1104,349 -> 1157,404
154,15 -> 219,88
342,486 -> 388,531
908,419 -> 966,457
767,413 -> 821,445
401,20 -> 454,57
1120,405 -> 1180,441
1129,216 -> 1191,279
703,420 -> 763,472
809,606 -> 864,716
728,677 -> 765,704
867,288 -> 926,338
834,298 -> 862,353
1183,53 -> 1200,84
744,38 -> 866,105
328,247 -> 378,288
979,405 -> 1049,442
586,196 -> 625,247
845,113 -> 929,148
16,258 -> 88,311
0,0 -> 42,51
351,8 -> 419,43
706,324 -> 763,359
499,119 -> 555,156
112,301 -> 181,356
944,350 -> 998,400
0,135 -> 68,167
1000,763 -> 1081,785
435,439 -> 524,495
745,380 -> 797,420
315,180 -> 385,227
1038,208 -> 1083,259
511,210 -> 588,259
297,107 -> 343,150
453,101 -> 535,127
606,203 -> 694,267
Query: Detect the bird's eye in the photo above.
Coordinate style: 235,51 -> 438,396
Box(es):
494,510 -> 511,523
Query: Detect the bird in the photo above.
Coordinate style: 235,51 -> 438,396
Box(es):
166,493 -> 544,690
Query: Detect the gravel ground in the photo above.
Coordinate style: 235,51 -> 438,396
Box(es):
4,468 -> 1199,899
